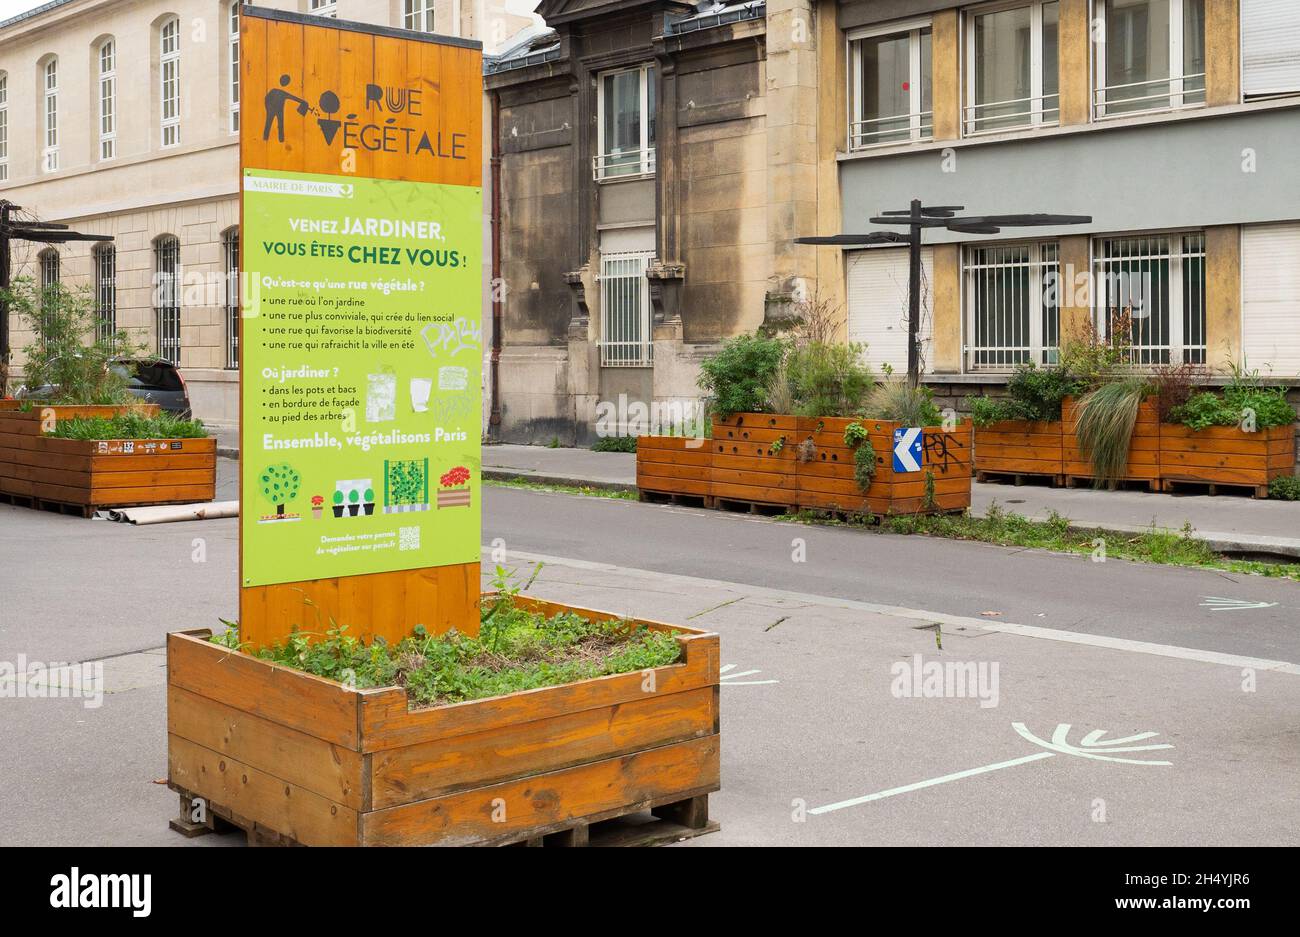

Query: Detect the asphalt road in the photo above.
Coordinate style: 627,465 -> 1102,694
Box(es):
483,486 -> 1300,665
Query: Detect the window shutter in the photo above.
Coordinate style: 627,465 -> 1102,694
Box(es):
1242,0 -> 1300,97
845,246 -> 934,375
1242,223 -> 1300,376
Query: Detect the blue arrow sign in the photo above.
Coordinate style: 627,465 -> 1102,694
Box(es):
892,428 -> 923,473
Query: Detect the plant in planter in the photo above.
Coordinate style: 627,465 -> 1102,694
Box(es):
863,380 -> 943,427
696,334 -> 785,418
311,495 -> 324,520
362,487 -> 376,515
331,489 -> 345,517
260,463 -> 301,517
347,487 -> 360,516
966,364 -> 1084,482
1072,378 -> 1151,488
843,420 -> 877,492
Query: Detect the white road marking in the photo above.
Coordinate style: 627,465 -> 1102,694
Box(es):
488,547 -> 1300,675
811,723 -> 1174,815
1199,596 -> 1279,611
719,664 -> 779,686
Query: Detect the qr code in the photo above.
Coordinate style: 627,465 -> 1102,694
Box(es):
399,526 -> 420,552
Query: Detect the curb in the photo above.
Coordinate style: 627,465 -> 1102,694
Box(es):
216,447 -> 239,460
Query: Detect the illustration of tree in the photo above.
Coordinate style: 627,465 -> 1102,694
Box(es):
260,464 -> 301,517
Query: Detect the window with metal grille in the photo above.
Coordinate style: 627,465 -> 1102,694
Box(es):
965,1 -> 1060,135
229,3 -> 240,133
1094,233 -> 1205,365
99,39 -> 116,160
0,72 -> 8,182
965,241 -> 1060,370
43,58 -> 58,172
404,0 -> 435,32
154,236 -> 181,365
95,245 -> 116,345
849,21 -> 933,149
160,18 -> 181,147
223,228 -> 240,369
599,251 -> 655,367
1094,0 -> 1205,119
38,249 -> 60,348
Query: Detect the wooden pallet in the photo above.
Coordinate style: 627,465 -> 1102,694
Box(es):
637,488 -> 713,508
1160,477 -> 1270,499
171,790 -> 718,848
713,495 -> 797,516
1064,475 -> 1161,492
0,489 -> 94,517
976,469 -> 1066,488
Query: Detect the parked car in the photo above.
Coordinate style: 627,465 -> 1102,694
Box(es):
18,357 -> 193,418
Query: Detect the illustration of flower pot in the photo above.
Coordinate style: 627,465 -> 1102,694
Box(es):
311,495 -> 324,520
332,490 -> 344,517
363,487 -> 375,516
260,463 -> 301,519
348,488 -> 360,516
437,465 -> 472,509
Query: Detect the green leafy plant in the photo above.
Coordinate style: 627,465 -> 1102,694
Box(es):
1169,389 -> 1295,431
784,341 -> 874,417
481,561 -> 544,653
1059,307 -> 1134,389
863,381 -> 943,427
696,334 -> 786,418
592,436 -> 637,453
45,411 -> 208,440
965,364 -> 1083,426
1268,476 -> 1300,501
770,435 -> 785,454
843,420 -> 877,491
1074,378 -> 1148,486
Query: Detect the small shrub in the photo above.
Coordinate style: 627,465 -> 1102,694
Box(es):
863,381 -> 943,427
592,436 -> 637,453
1268,476 -> 1300,501
785,341 -> 874,417
696,334 -> 786,418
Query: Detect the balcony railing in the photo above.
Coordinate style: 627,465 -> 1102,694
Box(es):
849,111 -> 933,150
963,93 -> 1060,136
1093,73 -> 1206,119
593,147 -> 656,181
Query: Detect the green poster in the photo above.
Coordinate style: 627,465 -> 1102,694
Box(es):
240,168 -> 481,587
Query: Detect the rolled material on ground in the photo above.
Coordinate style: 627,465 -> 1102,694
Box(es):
102,501 -> 239,525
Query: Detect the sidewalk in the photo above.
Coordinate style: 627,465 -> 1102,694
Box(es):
483,443 -> 1300,558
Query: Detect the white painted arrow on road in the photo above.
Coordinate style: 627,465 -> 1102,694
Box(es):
1199,596 -> 1278,611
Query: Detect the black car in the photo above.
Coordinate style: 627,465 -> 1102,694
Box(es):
19,357 -> 193,418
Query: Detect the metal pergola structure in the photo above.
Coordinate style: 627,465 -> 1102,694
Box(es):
0,199 -> 115,395
797,199 -> 1092,388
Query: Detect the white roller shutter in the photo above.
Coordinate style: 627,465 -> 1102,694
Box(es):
1242,223 -> 1300,376
1242,0 -> 1300,97
846,246 -> 934,375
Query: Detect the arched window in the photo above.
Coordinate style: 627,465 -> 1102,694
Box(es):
154,235 -> 181,364
41,57 -> 59,171
98,38 -> 117,160
222,227 -> 240,368
0,72 -> 9,181
94,244 -> 117,344
404,0 -> 435,32
160,18 -> 181,147
228,3 -> 240,133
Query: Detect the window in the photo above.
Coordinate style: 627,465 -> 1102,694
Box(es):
850,21 -> 932,148
160,18 -> 181,147
0,72 -> 8,182
404,0 -> 435,32
99,39 -> 116,160
223,228 -> 240,369
154,236 -> 182,365
1242,0 -> 1300,99
1095,0 -> 1205,118
43,58 -> 58,172
965,1 -> 1059,134
1094,233 -> 1206,365
965,242 -> 1060,370
95,245 -> 117,344
229,3 -> 240,132
594,64 -> 656,180
599,250 -> 655,367
39,249 -> 60,345
310,0 -> 337,18
1242,223 -> 1300,374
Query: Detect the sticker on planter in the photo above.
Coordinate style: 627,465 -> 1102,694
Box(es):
893,428 -> 923,473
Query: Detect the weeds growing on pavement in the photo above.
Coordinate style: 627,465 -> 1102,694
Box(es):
484,477 -> 637,500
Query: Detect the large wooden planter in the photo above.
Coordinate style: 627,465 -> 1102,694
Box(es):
636,435 -> 713,501
167,596 -> 721,847
1061,396 -> 1160,489
709,412 -> 800,508
1158,423 -> 1296,496
797,417 -> 973,516
973,420 -> 1065,484
0,405 -> 216,513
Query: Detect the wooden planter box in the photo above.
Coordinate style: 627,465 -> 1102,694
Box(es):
973,420 -> 1065,484
1061,396 -> 1160,489
709,413 -> 799,508
0,405 -> 216,513
167,596 -> 721,847
1158,423 -> 1297,496
635,435 -> 713,501
797,417 -> 973,516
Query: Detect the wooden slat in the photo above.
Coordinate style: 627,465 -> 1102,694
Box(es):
168,684 -> 365,811
369,685 -> 717,808
359,734 -> 720,846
